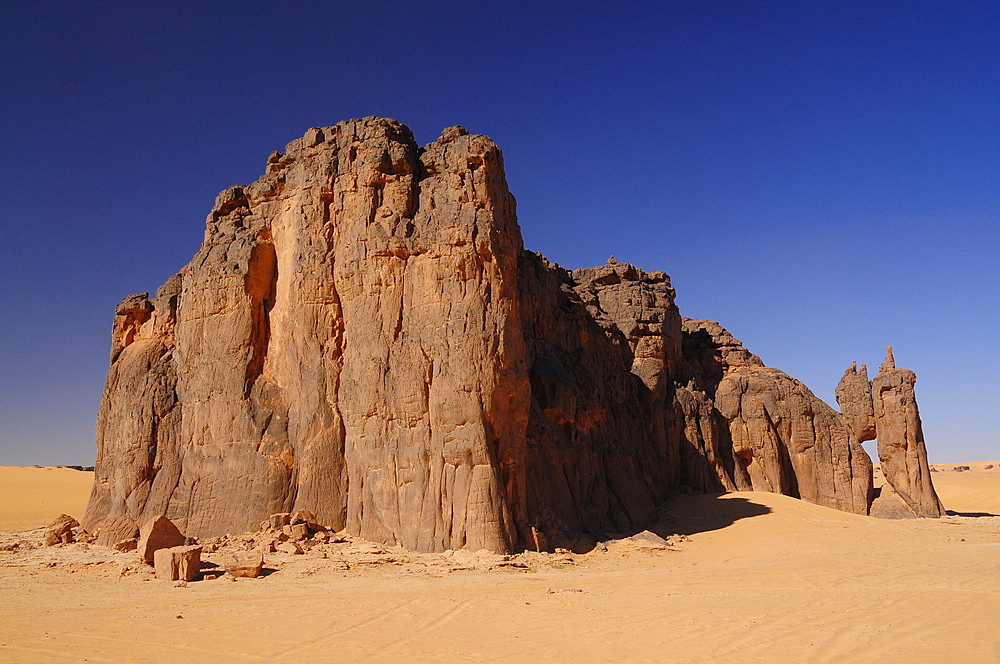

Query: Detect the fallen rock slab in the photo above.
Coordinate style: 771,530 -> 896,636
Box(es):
154,545 -> 202,581
224,551 -> 264,578
139,515 -> 186,563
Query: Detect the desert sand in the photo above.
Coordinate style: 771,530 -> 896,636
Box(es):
0,467 -> 93,530
2,464 -> 999,663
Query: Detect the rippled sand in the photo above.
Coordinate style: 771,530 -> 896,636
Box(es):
2,464 -> 998,663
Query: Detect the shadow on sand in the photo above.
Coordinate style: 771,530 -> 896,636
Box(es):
945,510 -> 1000,518
653,493 -> 773,537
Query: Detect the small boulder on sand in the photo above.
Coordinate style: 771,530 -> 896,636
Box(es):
275,541 -> 303,555
114,538 -> 138,552
44,514 -> 79,546
153,545 -> 202,582
628,530 -> 674,550
224,551 -> 264,578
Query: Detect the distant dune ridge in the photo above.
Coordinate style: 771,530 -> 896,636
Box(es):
83,118 -> 942,552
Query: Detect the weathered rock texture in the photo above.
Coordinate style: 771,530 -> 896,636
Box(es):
834,349 -> 944,519
836,363 -> 877,442
153,545 -> 202,582
85,117 -> 881,553
871,348 -> 945,517
678,321 -> 872,515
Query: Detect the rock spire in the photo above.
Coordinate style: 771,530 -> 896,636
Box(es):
836,348 -> 944,519
871,348 -> 945,517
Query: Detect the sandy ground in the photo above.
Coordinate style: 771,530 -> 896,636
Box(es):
0,467 -> 93,530
1,464 -> 999,663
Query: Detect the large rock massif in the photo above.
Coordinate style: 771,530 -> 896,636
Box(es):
84,117 -> 938,553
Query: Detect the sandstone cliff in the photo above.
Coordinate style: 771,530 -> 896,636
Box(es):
85,117 -> 880,552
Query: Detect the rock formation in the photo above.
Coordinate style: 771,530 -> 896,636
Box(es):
679,321 -> 872,515
836,349 -> 944,518
836,363 -> 877,442
84,117 -> 882,553
871,348 -> 945,517
153,545 -> 202,582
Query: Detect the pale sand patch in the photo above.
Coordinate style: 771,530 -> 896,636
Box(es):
930,461 -> 1000,515
874,460 -> 1000,515
1,467 -> 999,663
0,467 -> 93,529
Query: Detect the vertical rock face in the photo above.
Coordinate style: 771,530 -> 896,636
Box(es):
85,117 -> 885,552
86,119 -> 529,552
836,363 -> 877,442
871,348 -> 945,518
513,257 -> 682,548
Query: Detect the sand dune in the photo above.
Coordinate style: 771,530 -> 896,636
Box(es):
929,461 -> 1000,516
0,467 -> 93,530
2,466 -> 999,663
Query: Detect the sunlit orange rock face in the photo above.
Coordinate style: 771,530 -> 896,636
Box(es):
84,117 -> 878,553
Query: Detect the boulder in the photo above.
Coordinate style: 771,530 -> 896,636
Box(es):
114,537 -> 138,552
275,541 -> 303,555
268,513 -> 291,530
138,515 -> 186,563
224,551 -> 264,578
869,483 -> 919,520
153,545 -> 202,581
872,348 -> 945,518
44,514 -> 78,546
289,509 -> 317,527
628,530 -> 673,550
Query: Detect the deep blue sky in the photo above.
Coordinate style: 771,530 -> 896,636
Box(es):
1,1 -> 997,465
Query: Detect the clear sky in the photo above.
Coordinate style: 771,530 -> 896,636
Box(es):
1,1 -> 997,465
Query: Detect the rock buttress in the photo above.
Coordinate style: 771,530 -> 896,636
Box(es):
86,119 -> 529,551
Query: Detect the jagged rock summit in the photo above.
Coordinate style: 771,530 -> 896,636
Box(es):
85,117 -> 937,553
838,348 -> 944,519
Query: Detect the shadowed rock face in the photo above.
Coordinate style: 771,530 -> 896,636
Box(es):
85,117 -> 878,552
677,321 -> 873,515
